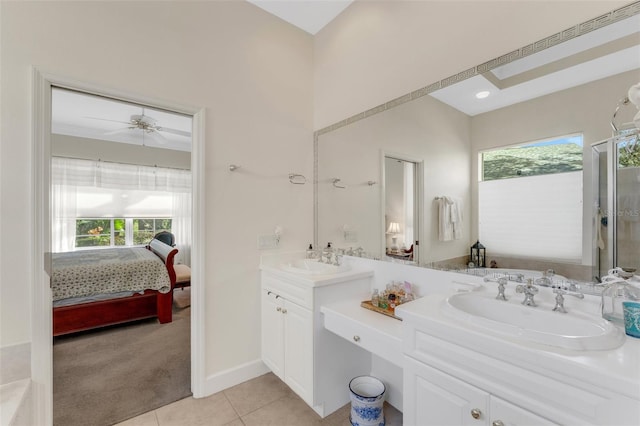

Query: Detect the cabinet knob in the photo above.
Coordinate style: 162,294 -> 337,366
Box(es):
282,308 -> 287,314
353,335 -> 360,342
492,421 -> 504,426
470,408 -> 482,420
276,307 -> 281,312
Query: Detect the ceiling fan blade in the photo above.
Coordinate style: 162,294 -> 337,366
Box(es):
157,127 -> 191,137
102,126 -> 136,136
84,116 -> 132,125
145,130 -> 169,145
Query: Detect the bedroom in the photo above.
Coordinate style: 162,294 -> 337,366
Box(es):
49,87 -> 194,423
1,1 -> 635,425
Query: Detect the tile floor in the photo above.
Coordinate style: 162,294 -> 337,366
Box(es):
115,372 -> 402,426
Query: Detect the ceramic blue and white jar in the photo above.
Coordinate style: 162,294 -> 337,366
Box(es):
349,376 -> 386,426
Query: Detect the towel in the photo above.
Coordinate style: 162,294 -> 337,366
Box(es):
438,196 -> 463,241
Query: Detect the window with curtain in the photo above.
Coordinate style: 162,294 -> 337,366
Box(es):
52,157 -> 192,264
479,134 -> 583,262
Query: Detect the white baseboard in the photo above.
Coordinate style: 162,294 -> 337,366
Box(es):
0,343 -> 31,385
202,359 -> 270,397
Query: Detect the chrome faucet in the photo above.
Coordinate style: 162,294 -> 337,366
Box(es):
516,278 -> 539,306
484,277 -> 508,301
552,287 -> 584,313
535,269 -> 555,287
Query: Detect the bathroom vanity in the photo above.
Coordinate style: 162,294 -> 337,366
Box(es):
261,254 -> 640,425
398,293 -> 639,426
260,254 -> 374,417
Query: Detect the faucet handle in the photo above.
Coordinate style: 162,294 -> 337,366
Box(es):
552,286 -> 584,313
516,279 -> 538,306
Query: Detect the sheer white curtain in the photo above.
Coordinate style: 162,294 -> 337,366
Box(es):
172,192 -> 192,266
52,171 -> 78,252
52,157 -> 191,255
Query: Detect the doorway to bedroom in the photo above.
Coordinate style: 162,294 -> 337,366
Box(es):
49,86 -> 194,426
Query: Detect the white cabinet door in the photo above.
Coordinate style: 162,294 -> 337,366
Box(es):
261,290 -> 284,379
490,397 -> 557,426
404,356 -> 489,426
283,299 -> 313,405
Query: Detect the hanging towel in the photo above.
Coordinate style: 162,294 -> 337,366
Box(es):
450,197 -> 463,240
438,196 -> 463,241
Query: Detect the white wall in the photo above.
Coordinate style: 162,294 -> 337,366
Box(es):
0,0 -> 313,385
317,95 -> 471,264
313,0 -> 630,129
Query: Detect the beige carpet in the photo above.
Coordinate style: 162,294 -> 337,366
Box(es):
53,306 -> 191,426
173,287 -> 191,309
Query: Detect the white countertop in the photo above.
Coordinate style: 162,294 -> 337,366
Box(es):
260,252 -> 374,287
396,290 -> 640,401
321,298 -> 403,341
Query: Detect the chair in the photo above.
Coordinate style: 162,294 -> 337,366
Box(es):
153,231 -> 176,247
174,264 -> 191,290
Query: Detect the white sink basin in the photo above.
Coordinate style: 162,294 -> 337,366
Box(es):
280,259 -> 351,275
441,292 -> 626,351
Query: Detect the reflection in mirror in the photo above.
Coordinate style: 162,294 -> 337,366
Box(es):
384,156 -> 419,262
616,134 -> 640,273
315,5 -> 640,283
478,134 -> 584,262
591,139 -> 614,280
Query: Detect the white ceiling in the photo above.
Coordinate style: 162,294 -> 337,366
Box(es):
429,14 -> 640,116
51,88 -> 193,152
246,0 -> 352,34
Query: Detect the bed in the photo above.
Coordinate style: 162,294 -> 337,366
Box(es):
52,239 -> 178,336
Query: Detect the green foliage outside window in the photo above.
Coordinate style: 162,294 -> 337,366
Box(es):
133,218 -> 172,245
76,219 -> 117,248
482,136 -> 583,181
75,218 -> 171,248
618,140 -> 640,168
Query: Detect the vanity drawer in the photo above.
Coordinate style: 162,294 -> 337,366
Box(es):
322,302 -> 403,367
262,273 -> 313,309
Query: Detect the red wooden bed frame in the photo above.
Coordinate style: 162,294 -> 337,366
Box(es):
53,241 -> 179,337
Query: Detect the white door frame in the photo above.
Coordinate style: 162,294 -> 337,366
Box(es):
31,68 -> 206,425
380,150 -> 424,263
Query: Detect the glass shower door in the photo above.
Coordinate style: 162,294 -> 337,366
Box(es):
616,135 -> 640,273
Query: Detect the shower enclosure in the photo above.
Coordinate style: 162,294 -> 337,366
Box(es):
592,129 -> 640,281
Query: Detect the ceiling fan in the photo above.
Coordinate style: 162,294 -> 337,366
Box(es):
86,110 -> 191,142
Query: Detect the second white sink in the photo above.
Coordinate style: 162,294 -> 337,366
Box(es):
441,291 -> 626,351
281,259 -> 351,275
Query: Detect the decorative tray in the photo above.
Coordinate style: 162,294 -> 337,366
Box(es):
360,300 -> 402,321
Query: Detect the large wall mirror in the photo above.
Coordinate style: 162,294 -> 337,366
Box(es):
316,3 -> 640,282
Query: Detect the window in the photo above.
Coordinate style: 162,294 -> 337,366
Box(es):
133,218 -> 172,245
52,157 -> 190,253
75,218 -> 172,248
482,134 -> 583,181
479,134 -> 583,261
